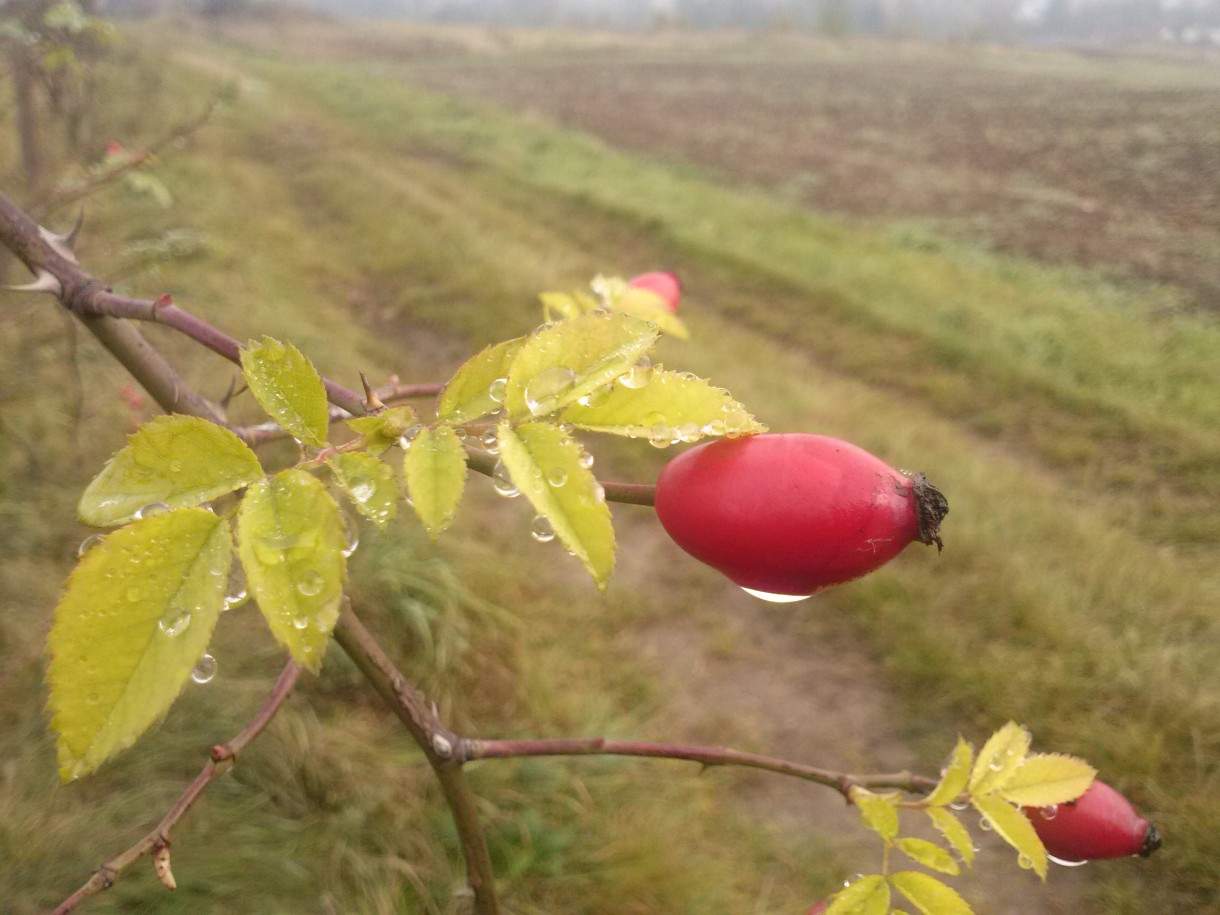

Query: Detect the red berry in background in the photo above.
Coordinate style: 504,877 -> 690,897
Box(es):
627,270 -> 681,312
804,900 -> 827,914
654,434 -> 947,599
1024,780 -> 1161,863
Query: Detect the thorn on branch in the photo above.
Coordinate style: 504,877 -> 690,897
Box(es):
38,222 -> 81,265
360,372 -> 386,411
6,268 -> 62,296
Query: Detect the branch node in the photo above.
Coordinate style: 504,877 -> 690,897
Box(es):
94,866 -> 116,890
152,842 -> 177,890
210,743 -> 232,763
432,733 -> 455,760
153,293 -> 173,311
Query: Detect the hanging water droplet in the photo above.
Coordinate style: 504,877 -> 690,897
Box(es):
648,422 -> 671,448
1039,804 -> 1059,821
398,425 -> 423,449
558,421 -> 575,435
488,377 -> 508,403
224,563 -> 248,611
348,475 -> 376,503
159,611 -> 191,638
1048,854 -> 1088,868
617,355 -> 652,389
297,570 -> 323,597
292,615 -> 310,630
702,419 -> 727,436
340,509 -> 360,557
480,427 -> 500,453
134,501 -> 170,520
678,422 -> 700,442
492,461 -> 519,498
524,365 -> 577,416
740,587 -> 813,604
979,817 -> 993,832
530,514 -> 556,543
949,801 -> 969,811
546,467 -> 567,488
578,452 -> 594,470
77,533 -> 104,558
190,653 -> 216,684
1017,854 -> 1034,870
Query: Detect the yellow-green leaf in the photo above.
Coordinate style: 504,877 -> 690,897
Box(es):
539,291 -> 585,322
404,425 -> 467,537
560,369 -> 765,442
610,287 -> 689,339
999,753 -> 1097,808
237,469 -> 346,672
972,794 -> 1048,879
240,336 -> 329,448
924,737 -> 974,807
496,422 -> 614,587
827,874 -> 890,915
896,837 -> 961,875
504,312 -> 658,420
968,721 -> 1031,796
851,787 -> 900,841
889,872 -> 974,915
329,451 -> 397,527
925,807 -> 976,866
436,337 -> 524,424
346,405 -> 418,455
47,509 -> 231,780
78,415 -> 263,526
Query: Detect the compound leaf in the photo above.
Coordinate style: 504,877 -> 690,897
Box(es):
437,337 -> 524,424
827,874 -> 889,915
889,872 -> 974,915
505,312 -> 657,420
238,469 -> 346,672
560,369 -> 764,442
240,336 -> 329,448
969,721 -> 1030,796
999,753 -> 1096,808
78,414 -> 262,526
972,793 -> 1048,879
403,425 -> 467,537
496,422 -> 613,587
329,451 -> 397,527
48,508 -> 231,780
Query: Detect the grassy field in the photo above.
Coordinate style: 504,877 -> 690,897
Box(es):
2,15 -> 1217,914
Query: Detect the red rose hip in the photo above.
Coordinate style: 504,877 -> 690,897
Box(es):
654,434 -> 946,599
627,271 -> 681,312
1024,780 -> 1161,863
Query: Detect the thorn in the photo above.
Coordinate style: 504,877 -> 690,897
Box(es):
38,222 -> 80,265
5,269 -> 62,296
220,376 -> 246,408
360,372 -> 385,411
153,842 -> 177,890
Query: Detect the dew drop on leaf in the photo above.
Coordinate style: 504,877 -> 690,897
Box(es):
348,475 -> 376,503
617,355 -> 652,389
1039,805 -> 1058,821
297,570 -> 323,597
578,452 -> 594,470
1017,854 -> 1034,870
576,385 -> 611,408
488,377 -> 508,404
77,533 -> 104,558
530,514 -> 556,543
492,461 -> 519,498
740,587 -> 813,604
480,428 -> 499,453
398,425 -> 422,449
159,611 -> 191,638
524,366 -> 577,416
546,467 -> 567,487
292,615 -> 309,630
134,501 -> 170,520
979,817 -> 993,832
191,653 -> 216,684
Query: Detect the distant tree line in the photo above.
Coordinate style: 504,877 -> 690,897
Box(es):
96,0 -> 1220,45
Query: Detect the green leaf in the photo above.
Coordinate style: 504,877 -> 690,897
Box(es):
240,336 -> 330,448
404,426 -> 467,537
610,287 -> 689,339
851,787 -> 900,841
436,337 -> 525,424
924,737 -> 974,807
827,874 -> 890,915
561,369 -> 765,442
999,753 -> 1097,808
896,837 -> 961,875
925,807 -> 976,866
78,414 -> 263,526
972,794 -> 1048,879
346,405 -> 417,455
237,469 -> 346,672
539,291 -> 585,322
504,312 -> 658,420
496,422 -> 614,587
889,872 -> 974,915
47,509 -> 231,780
328,451 -> 397,527
968,721 -> 1030,796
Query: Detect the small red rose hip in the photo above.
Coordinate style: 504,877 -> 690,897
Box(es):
805,900 -> 827,914
627,271 -> 681,312
1024,780 -> 1161,863
654,434 -> 947,599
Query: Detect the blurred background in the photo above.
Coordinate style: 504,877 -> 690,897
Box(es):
1,1 -> 1217,912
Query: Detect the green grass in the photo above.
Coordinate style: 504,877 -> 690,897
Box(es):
2,20 -> 1217,913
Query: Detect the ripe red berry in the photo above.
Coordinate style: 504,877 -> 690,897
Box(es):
654,434 -> 947,599
805,901 -> 828,914
1024,780 -> 1161,863
627,271 -> 681,312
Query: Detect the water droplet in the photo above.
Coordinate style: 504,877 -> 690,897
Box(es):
224,564 -> 248,610
979,817 -> 993,832
297,570 -> 323,597
576,385 -> 611,408
524,366 -> 577,416
648,423 -> 672,448
702,419 -> 727,436
558,421 -> 575,435
190,653 -> 216,684
480,428 -> 500,453
340,509 -> 360,557
678,422 -> 700,442
77,533 -> 104,558
134,501 -> 170,520
398,425 -> 422,449
578,452 -> 594,470
740,587 -> 813,603
617,355 -> 652,389
530,514 -> 556,543
546,467 -> 567,487
348,474 -> 376,503
492,461 -> 519,498
292,615 -> 310,630
1039,805 -> 1058,821
1017,854 -> 1034,869
159,611 -> 191,638
488,377 -> 508,403
988,760 -> 1004,771
254,533 -> 298,565
1048,854 -> 1088,868
949,801 -> 969,811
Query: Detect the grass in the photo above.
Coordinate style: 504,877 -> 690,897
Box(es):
2,18 -> 1217,913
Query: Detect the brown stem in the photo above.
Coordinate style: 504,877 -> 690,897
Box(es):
462,737 -> 936,799
463,447 -> 656,506
236,382 -> 445,446
50,661 -> 301,914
